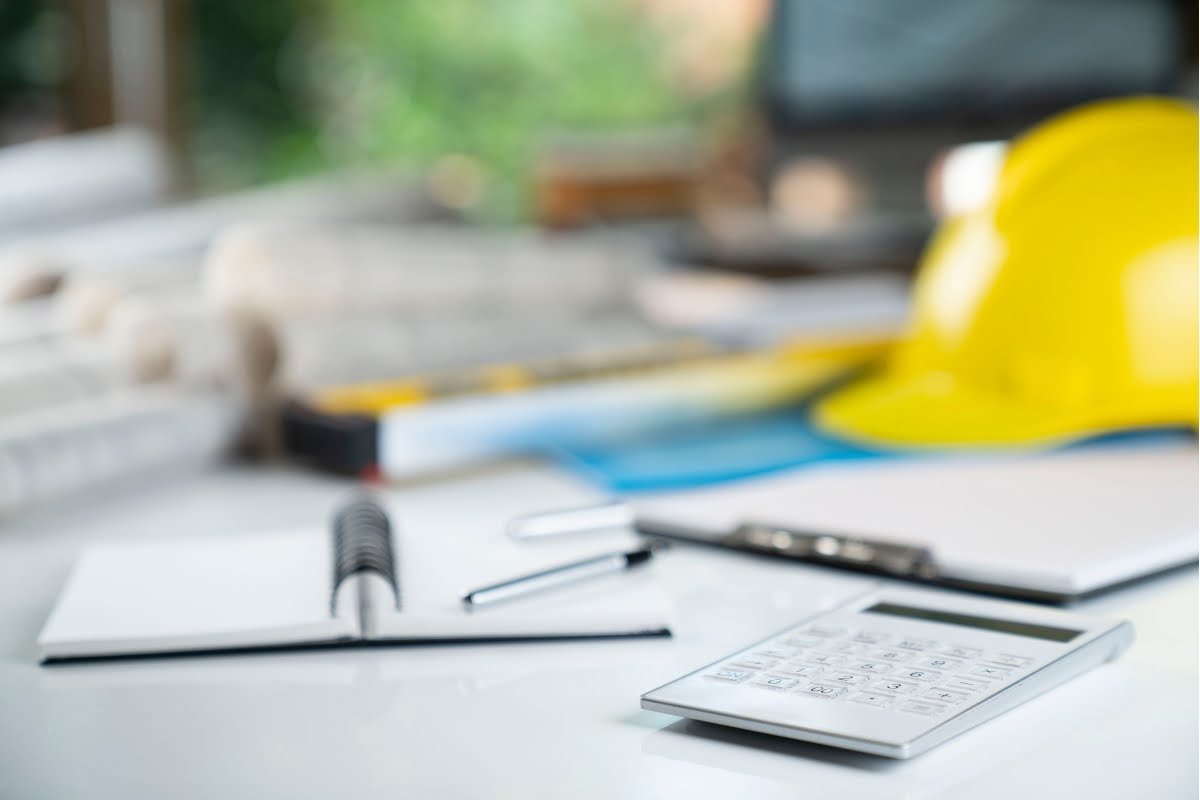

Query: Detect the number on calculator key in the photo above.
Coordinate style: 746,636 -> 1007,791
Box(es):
800,683 -> 848,699
827,672 -> 871,686
804,653 -> 848,666
778,663 -> 825,678
852,661 -> 893,674
919,656 -> 962,671
872,679 -> 921,695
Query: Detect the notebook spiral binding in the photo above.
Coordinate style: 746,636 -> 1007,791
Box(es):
330,496 -> 398,614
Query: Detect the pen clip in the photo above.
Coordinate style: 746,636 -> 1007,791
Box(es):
727,522 -> 938,579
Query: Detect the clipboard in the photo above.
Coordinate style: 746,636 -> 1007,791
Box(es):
509,439 -> 1199,603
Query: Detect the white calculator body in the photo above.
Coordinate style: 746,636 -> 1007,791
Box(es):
641,588 -> 1133,759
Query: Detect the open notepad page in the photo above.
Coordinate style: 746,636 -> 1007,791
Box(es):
633,441 -> 1199,597
364,513 -> 669,640
39,524 -> 669,661
38,532 -> 356,661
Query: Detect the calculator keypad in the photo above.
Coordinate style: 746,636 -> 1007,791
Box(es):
704,625 -> 1040,716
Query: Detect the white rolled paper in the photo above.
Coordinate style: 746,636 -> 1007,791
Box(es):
0,388 -> 241,517
204,223 -> 649,322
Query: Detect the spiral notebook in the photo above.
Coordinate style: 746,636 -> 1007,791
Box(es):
38,499 -> 670,662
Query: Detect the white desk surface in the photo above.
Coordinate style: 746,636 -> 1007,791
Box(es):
0,462 -> 1196,800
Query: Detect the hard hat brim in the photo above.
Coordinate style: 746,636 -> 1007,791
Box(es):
812,372 -> 1099,450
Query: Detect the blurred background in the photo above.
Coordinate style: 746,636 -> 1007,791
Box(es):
0,0 -> 762,216
0,0 -> 1196,514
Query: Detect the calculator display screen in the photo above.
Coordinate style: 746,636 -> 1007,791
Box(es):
864,603 -> 1083,642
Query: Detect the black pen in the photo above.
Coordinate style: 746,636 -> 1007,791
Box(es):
462,544 -> 661,609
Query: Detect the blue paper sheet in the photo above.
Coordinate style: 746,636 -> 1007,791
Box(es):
553,409 -> 1194,493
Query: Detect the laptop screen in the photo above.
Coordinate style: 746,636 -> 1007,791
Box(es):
764,0 -> 1181,126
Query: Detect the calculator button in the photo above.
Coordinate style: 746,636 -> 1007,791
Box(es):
798,683 -> 849,699
870,649 -> 913,663
826,671 -> 871,686
969,665 -> 1012,681
778,663 -> 826,678
943,676 -> 991,692
706,669 -> 752,682
871,679 -> 921,695
985,654 -> 1035,668
804,625 -> 847,638
941,645 -> 982,659
753,646 -> 799,660
801,653 -> 848,666
826,641 -> 870,655
923,688 -> 971,705
850,691 -> 898,708
752,675 -> 799,691
899,700 -> 949,716
897,668 -> 942,682
851,631 -> 890,645
896,638 -> 937,651
729,656 -> 779,670
850,661 -> 893,674
918,656 -> 963,671
781,636 -> 823,649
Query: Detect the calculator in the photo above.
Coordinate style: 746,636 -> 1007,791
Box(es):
641,588 -> 1133,759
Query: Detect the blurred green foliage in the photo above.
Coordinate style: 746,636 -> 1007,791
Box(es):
188,0 -> 705,219
187,0 -> 327,191
0,0 -> 43,100
0,0 -> 64,141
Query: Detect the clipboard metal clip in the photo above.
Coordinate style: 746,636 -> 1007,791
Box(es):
728,522 -> 939,580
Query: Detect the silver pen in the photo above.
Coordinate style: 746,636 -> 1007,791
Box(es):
462,544 -> 661,609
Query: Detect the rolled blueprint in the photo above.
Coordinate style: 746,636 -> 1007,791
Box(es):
204,223 -> 651,322
0,126 -> 169,241
101,283 -> 239,386
54,261 -> 200,335
255,311 -> 677,391
0,388 -> 242,517
0,340 -> 119,419
0,168 -> 437,303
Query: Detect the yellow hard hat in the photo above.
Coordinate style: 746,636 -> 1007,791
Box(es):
814,97 -> 1198,449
